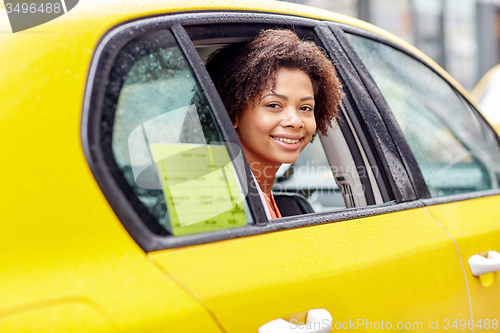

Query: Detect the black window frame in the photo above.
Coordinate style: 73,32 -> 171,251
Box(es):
339,24 -> 500,206
82,11 -> 423,252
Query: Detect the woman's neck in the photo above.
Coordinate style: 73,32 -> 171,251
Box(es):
249,160 -> 281,196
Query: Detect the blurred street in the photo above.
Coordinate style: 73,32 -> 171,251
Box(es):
281,0 -> 500,92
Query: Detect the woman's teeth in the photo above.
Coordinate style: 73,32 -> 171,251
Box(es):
272,136 -> 300,144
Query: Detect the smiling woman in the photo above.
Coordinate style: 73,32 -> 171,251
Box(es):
206,29 -> 344,218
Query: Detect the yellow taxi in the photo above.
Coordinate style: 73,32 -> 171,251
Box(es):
1,0 -> 500,332
472,64 -> 500,134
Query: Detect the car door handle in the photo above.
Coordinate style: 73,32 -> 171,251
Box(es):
468,251 -> 500,276
258,309 -> 332,333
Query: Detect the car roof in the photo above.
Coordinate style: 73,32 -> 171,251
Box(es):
0,0 -> 474,106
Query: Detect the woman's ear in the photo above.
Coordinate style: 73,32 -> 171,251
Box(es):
233,118 -> 239,129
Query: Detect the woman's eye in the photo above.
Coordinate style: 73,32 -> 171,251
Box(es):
267,103 -> 281,109
300,105 -> 314,112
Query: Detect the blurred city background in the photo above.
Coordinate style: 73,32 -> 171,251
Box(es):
279,0 -> 500,92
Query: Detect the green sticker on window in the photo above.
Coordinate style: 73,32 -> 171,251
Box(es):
150,144 -> 247,236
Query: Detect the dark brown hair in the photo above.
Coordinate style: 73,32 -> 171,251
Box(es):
205,29 -> 344,135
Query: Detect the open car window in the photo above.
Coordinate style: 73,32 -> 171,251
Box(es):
191,25 -> 385,216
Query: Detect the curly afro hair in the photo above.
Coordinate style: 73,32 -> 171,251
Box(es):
205,29 -> 344,135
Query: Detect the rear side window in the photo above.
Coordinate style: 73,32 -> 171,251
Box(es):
347,34 -> 500,197
103,29 -> 251,236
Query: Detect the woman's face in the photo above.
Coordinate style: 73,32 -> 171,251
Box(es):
233,68 -> 316,171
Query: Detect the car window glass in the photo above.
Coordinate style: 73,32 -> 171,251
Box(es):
105,29 -> 251,236
347,33 -> 500,197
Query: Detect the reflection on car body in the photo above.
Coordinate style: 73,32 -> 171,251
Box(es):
472,63 -> 500,134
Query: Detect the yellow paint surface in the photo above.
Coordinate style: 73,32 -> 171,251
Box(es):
427,195 -> 500,330
152,207 -> 470,333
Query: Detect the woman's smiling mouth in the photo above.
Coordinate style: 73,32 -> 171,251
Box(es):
271,136 -> 301,144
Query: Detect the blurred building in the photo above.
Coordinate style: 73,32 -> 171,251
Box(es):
282,0 -> 499,91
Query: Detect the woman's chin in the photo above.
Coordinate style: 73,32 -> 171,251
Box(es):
277,154 -> 301,165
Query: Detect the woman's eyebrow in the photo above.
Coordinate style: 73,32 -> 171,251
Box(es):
262,93 -> 315,102
262,93 -> 288,100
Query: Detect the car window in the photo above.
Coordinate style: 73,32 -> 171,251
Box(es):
104,29 -> 252,236
346,33 -> 500,197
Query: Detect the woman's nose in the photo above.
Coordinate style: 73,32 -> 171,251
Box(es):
281,107 -> 304,128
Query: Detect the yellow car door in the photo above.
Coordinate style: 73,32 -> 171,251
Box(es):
151,208 -> 470,332
83,11 -> 474,332
346,28 -> 500,331
426,196 -> 500,330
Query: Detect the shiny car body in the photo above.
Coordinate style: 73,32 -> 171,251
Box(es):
1,1 -> 500,332
472,64 -> 500,134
